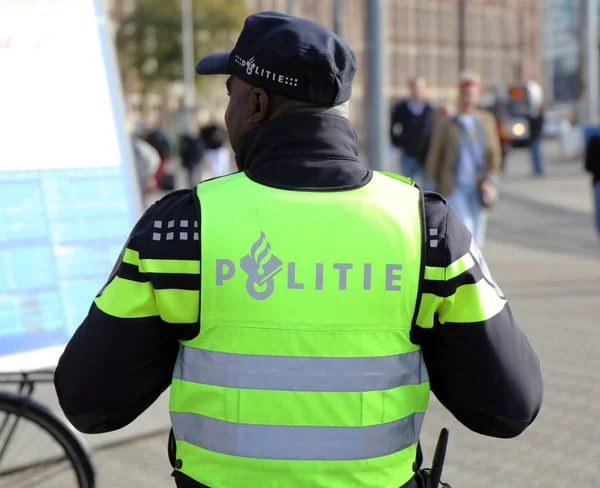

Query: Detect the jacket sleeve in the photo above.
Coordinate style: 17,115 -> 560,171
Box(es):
414,106 -> 435,164
424,119 -> 446,184
390,103 -> 404,148
585,134 -> 600,174
483,112 -> 503,179
411,193 -> 543,438
54,190 -> 200,434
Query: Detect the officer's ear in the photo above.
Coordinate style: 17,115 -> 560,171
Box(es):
250,87 -> 270,123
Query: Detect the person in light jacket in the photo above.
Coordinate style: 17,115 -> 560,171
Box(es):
425,71 -> 502,249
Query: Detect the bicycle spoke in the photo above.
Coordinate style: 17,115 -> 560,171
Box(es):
0,411 -> 20,466
1,457 -> 81,488
0,376 -> 95,488
0,408 -> 86,487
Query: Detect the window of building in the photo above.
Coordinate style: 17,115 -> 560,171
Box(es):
345,0 -> 365,45
430,50 -> 439,89
466,9 -> 484,46
391,0 -> 410,40
438,4 -> 456,43
439,51 -> 458,88
487,52 -> 502,87
485,11 -> 501,47
503,12 -> 519,48
392,48 -> 410,88
416,6 -> 429,41
416,49 -> 436,83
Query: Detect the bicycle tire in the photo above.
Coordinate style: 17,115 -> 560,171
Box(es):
0,391 -> 95,488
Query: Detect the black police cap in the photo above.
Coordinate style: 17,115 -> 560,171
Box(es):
195,11 -> 356,106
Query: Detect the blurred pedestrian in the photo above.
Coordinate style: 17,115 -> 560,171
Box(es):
434,103 -> 454,124
179,122 -> 205,187
128,118 -> 160,198
131,135 -> 160,197
528,106 -> 545,176
425,71 -> 502,249
497,110 -> 512,173
146,125 -> 171,161
146,125 -> 175,190
421,104 -> 454,191
390,76 -> 435,186
200,123 -> 230,179
584,132 -> 600,238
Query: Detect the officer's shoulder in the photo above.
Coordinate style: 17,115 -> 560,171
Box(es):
423,191 -> 446,203
422,191 -> 472,266
423,191 -> 448,224
136,190 -> 195,227
133,189 -> 199,260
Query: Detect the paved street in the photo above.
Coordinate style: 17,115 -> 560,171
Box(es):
90,140 -> 600,487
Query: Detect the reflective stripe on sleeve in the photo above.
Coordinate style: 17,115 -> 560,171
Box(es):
94,276 -> 159,318
139,258 -> 199,275
154,289 -> 199,323
424,252 -> 475,281
438,279 -> 507,323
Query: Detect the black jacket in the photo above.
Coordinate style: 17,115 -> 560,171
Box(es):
55,113 -> 543,488
390,100 -> 435,164
200,124 -> 228,150
179,134 -> 204,169
146,129 -> 171,160
528,113 -> 545,140
585,133 -> 600,183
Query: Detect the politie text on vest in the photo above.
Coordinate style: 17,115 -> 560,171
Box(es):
215,232 -> 404,300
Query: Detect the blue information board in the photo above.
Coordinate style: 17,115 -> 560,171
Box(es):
0,0 -> 141,371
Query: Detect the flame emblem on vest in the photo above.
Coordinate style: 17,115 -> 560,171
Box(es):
240,232 -> 283,300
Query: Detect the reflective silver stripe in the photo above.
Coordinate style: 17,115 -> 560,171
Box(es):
170,411 -> 425,461
174,347 -> 428,392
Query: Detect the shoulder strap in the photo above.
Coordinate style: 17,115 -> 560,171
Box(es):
378,171 -> 416,187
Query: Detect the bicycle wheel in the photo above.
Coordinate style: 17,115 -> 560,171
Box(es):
0,392 -> 95,488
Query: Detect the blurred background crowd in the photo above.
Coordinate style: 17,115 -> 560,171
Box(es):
111,0 -> 600,243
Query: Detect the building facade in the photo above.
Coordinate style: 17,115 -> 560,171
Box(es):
542,0 -> 580,104
247,0 -> 542,138
106,0 -> 542,141
541,0 -> 600,108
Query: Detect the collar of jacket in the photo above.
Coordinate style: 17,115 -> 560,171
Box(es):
236,112 -> 360,171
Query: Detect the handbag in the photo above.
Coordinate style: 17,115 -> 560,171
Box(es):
158,172 -> 176,191
155,159 -> 176,191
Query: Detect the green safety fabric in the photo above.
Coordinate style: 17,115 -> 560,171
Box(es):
169,171 -> 429,488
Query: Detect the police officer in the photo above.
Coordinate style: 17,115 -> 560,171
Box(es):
55,12 -> 543,488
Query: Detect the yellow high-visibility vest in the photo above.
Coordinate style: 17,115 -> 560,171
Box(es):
170,170 -> 429,488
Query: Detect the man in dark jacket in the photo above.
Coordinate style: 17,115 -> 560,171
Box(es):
179,130 -> 204,187
584,132 -> 600,237
146,126 -> 174,190
54,12 -> 543,488
390,77 -> 435,186
527,107 -> 545,176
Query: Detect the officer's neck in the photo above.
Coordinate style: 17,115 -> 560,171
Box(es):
235,112 -> 359,172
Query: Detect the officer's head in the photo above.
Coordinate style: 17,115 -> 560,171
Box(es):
195,12 -> 356,155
